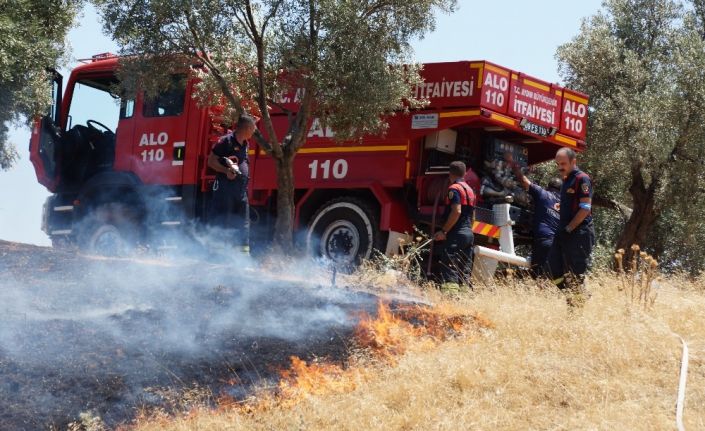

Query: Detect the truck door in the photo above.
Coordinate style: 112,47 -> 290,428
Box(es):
130,77 -> 190,185
29,71 -> 62,191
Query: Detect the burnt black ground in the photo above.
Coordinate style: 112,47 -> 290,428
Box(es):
0,241 -> 381,430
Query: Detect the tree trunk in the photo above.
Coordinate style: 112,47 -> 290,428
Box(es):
273,153 -> 296,249
615,162 -> 659,260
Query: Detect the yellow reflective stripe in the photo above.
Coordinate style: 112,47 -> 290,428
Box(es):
555,134 -> 577,146
470,63 -> 485,89
480,224 -> 493,235
523,78 -> 550,92
555,90 -> 563,96
511,73 -> 518,80
247,150 -> 255,156
564,92 -> 589,105
405,161 -> 411,179
439,109 -> 481,118
298,145 -> 407,154
485,64 -> 509,77
490,113 -> 515,126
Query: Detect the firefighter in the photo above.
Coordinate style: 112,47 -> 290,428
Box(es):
207,115 -> 257,254
434,161 -> 475,291
547,147 -> 595,308
510,161 -> 562,276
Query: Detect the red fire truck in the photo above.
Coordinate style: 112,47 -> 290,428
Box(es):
30,53 -> 588,263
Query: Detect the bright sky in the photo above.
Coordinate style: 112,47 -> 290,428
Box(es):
0,0 -> 602,245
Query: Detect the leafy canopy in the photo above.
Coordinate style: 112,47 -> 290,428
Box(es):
0,0 -> 83,169
95,0 -> 456,153
557,0 -> 705,270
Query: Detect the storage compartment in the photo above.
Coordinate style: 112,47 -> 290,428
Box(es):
424,129 -> 457,154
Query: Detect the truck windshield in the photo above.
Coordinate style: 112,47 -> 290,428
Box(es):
67,78 -> 120,131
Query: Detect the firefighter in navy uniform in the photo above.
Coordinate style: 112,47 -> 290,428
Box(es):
548,147 -> 595,308
510,160 -> 562,276
207,115 -> 257,254
434,161 -> 476,291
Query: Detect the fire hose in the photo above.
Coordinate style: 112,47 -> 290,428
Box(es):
675,334 -> 689,431
426,180 -> 448,277
644,314 -> 690,431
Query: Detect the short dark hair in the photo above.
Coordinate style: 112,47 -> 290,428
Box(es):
449,161 -> 466,177
547,177 -> 562,191
556,147 -> 576,161
236,114 -> 256,129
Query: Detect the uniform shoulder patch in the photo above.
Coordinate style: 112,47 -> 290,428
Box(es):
448,190 -> 455,200
581,183 -> 590,193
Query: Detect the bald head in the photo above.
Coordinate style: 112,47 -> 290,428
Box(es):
555,147 -> 577,178
556,147 -> 576,161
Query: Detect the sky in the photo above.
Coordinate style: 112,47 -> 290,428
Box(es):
0,0 -> 603,246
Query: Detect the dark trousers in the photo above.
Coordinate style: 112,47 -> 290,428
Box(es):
548,223 -> 595,290
210,176 -> 250,247
531,237 -> 554,277
438,227 -> 474,285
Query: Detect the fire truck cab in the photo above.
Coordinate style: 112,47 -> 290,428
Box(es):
30,54 -> 588,264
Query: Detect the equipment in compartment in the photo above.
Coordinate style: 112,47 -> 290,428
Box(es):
479,137 -> 531,207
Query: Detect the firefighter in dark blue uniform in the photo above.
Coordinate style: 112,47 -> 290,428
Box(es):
547,147 -> 595,307
207,115 -> 257,254
511,162 -> 561,276
434,161 -> 476,290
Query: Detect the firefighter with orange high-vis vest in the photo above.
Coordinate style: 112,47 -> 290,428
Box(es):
434,161 -> 476,290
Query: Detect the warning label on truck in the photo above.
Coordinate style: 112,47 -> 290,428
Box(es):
411,113 -> 439,129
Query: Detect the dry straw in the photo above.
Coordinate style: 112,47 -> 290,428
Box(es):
614,245 -> 659,311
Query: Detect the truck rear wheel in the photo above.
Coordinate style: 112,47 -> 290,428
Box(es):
306,197 -> 380,268
77,203 -> 142,256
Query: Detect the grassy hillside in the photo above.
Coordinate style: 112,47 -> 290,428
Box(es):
123,272 -> 705,431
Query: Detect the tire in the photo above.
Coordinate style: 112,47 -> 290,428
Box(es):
77,203 -> 142,257
306,197 -> 380,268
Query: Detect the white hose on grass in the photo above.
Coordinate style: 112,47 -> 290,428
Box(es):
675,335 -> 689,431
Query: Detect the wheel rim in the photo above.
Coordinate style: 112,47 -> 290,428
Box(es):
320,220 -> 360,265
91,225 -> 126,256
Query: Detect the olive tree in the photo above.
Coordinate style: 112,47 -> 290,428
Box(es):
557,0 -> 705,265
0,0 -> 83,169
94,0 -> 455,248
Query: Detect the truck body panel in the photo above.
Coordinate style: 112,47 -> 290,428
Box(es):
30,54 -> 589,262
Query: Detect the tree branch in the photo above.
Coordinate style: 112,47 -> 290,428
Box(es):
592,193 -> 633,220
261,0 -> 284,35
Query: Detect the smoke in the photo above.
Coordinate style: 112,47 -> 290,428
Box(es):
0,234 -> 380,429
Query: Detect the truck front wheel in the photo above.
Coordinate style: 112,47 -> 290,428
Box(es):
77,203 -> 142,256
306,197 -> 380,268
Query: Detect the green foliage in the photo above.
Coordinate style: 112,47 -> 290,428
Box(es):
94,0 -> 456,149
0,0 -> 82,169
557,0 -> 705,272
94,0 -> 456,245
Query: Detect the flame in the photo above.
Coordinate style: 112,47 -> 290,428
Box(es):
220,301 -> 494,413
354,301 -> 492,360
354,301 -> 421,360
269,356 -> 363,408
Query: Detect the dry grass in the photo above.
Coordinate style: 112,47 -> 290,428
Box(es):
126,272 -> 705,431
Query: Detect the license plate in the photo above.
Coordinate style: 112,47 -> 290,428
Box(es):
520,120 -> 550,137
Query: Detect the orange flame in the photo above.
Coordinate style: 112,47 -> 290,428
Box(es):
219,301 -> 493,413
275,356 -> 361,407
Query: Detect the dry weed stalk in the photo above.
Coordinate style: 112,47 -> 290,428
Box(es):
614,244 -> 659,310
